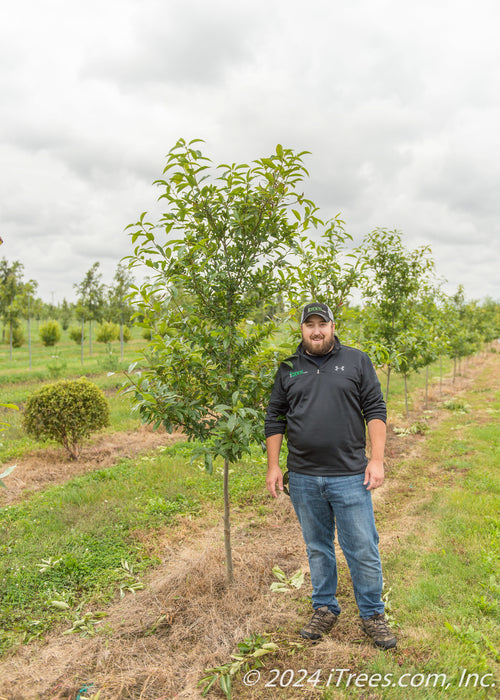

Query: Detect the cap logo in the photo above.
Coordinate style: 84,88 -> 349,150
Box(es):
300,302 -> 334,323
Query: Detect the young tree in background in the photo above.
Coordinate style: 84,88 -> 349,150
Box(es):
58,298 -> 73,330
0,259 -> 38,357
74,262 -> 106,356
290,214 -> 362,332
0,259 -> 24,349
108,262 -> 135,360
358,229 -> 436,403
442,286 -> 482,380
123,138 -> 334,583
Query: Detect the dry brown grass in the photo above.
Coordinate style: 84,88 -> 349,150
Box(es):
0,424 -> 184,507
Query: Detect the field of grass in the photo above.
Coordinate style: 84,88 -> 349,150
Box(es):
0,327 -> 498,698
0,322 -> 147,463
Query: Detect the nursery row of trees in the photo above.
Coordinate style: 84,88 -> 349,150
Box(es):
0,258 -> 136,355
2,140 -> 499,582
121,139 -> 499,582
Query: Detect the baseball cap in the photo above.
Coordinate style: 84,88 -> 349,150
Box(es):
300,302 -> 334,324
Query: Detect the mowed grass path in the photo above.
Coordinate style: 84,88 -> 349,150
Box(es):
356,350 -> 499,700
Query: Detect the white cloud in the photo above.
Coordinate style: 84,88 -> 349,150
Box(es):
1,0 -> 499,304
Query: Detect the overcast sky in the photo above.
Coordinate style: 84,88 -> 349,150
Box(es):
1,0 -> 499,305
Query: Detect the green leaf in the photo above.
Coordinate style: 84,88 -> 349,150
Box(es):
220,673 -> 232,699
204,453 -> 213,475
0,465 -> 16,485
271,565 -> 287,582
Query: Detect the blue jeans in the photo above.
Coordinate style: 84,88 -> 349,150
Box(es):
288,471 -> 385,619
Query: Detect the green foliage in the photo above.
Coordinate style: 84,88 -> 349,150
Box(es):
46,354 -> 67,378
0,445 -> 262,654
39,319 -> 62,347
69,325 -> 85,344
11,325 -> 25,348
0,260 -> 39,356
290,216 -> 362,330
96,321 -> 120,344
269,564 -> 305,592
74,262 -> 105,323
22,377 -> 110,459
58,298 -> 73,330
123,139 -> 336,580
124,139 -> 327,456
0,402 -> 18,488
359,229 -> 437,401
107,261 -> 135,325
443,399 -> 470,413
442,285 -> 483,362
199,633 -> 278,699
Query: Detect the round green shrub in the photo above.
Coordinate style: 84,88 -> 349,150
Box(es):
69,325 -> 85,344
12,326 -> 25,348
39,320 -> 62,347
22,378 -> 110,460
96,321 -> 120,344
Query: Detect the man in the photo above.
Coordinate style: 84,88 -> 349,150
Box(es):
265,302 -> 396,649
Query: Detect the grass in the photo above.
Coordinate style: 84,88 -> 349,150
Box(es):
0,445 -> 268,653
0,323 -> 148,462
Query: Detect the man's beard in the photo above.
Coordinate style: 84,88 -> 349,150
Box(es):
302,328 -> 335,356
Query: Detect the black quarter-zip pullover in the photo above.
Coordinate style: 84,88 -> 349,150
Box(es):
264,338 -> 387,476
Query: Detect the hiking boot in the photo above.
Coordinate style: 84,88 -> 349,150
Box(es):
300,606 -> 338,640
362,613 -> 397,649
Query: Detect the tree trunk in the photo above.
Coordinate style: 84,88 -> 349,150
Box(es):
28,310 -> 32,370
404,372 -> 409,418
425,365 -> 429,409
223,457 -> 234,584
81,316 -> 85,365
385,365 -> 391,404
120,315 -> 124,361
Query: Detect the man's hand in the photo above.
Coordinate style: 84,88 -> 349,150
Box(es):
365,419 -> 386,490
364,459 -> 385,490
266,464 -> 284,498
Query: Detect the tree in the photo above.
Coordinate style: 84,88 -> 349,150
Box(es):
107,262 -> 135,360
123,138 -> 331,583
291,214 -> 362,331
0,259 -> 24,353
58,298 -> 73,330
0,259 -> 39,358
358,229 -> 436,403
107,262 -> 135,324
442,286 -> 482,380
74,262 -> 106,356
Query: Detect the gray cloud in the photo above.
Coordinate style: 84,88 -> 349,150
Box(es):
81,1 -> 269,90
1,0 -> 499,304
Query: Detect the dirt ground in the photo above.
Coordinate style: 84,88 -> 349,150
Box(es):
0,425 -> 184,507
0,353 -> 496,700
